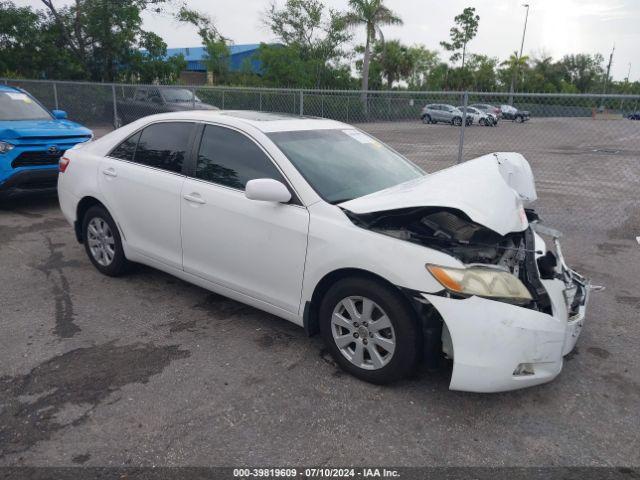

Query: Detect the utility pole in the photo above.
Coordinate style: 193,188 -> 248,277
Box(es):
508,3 -> 529,105
600,44 -> 615,109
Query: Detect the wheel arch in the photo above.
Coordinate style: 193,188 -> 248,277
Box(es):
303,267 -> 419,337
75,196 -> 108,243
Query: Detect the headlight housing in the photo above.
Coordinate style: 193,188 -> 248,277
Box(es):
0,141 -> 15,154
426,264 -> 533,305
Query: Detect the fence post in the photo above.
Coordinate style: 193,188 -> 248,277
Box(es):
299,90 -> 304,116
456,91 -> 469,164
111,84 -> 118,129
53,83 -> 59,110
346,96 -> 349,123
221,90 -> 225,109
259,91 -> 263,111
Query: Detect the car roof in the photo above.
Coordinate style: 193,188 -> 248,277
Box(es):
133,109 -> 348,133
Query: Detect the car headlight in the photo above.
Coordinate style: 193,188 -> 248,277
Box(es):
426,264 -> 533,305
0,141 -> 15,154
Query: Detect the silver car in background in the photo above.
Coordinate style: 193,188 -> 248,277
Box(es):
420,104 -> 471,126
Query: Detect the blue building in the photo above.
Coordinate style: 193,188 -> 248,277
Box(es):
165,44 -> 266,74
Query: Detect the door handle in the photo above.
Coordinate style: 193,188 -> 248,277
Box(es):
102,168 -> 117,177
183,193 -> 206,205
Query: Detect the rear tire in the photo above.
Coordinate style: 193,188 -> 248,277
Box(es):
479,118 -> 487,126
421,114 -> 431,124
319,277 -> 421,384
82,205 -> 130,277
452,117 -> 462,126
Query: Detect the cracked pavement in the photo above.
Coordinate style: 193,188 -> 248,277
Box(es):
1,118 -> 639,466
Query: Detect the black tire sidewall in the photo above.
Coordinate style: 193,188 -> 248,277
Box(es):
82,205 -> 128,277
319,277 -> 421,384
422,114 -> 431,124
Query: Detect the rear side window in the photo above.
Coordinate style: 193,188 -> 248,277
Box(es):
110,131 -> 140,161
195,125 -> 286,190
134,122 -> 193,173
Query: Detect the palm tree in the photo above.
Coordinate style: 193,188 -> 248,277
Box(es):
344,0 -> 403,105
503,50 -> 530,101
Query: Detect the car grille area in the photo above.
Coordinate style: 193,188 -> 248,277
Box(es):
11,150 -> 66,168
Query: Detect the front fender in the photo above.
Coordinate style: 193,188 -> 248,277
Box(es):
301,202 -> 460,306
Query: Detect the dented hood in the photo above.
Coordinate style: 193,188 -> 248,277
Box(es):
339,152 -> 537,236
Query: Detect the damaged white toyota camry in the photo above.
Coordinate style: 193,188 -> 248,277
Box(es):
58,111 -> 590,392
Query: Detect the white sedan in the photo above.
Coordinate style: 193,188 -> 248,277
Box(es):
458,106 -> 495,126
57,110 -> 590,392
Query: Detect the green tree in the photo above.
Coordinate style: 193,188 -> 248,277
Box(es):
125,32 -> 186,84
406,46 -> 440,90
261,0 -> 352,88
440,7 -> 480,70
344,0 -> 403,95
175,7 -> 230,84
367,40 -> 414,88
0,1 -> 84,79
559,53 -> 605,93
499,51 -> 530,92
467,54 -> 498,91
39,0 -> 162,81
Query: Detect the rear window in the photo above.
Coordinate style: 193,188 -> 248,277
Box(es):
134,122 -> 193,173
109,122 -> 193,173
0,91 -> 51,121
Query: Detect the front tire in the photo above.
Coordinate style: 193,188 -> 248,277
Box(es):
479,118 -> 487,126
421,114 -> 431,124
82,205 -> 130,277
452,117 -> 462,126
319,277 -> 421,384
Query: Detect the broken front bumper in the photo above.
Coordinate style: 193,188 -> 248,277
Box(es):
421,257 -> 590,393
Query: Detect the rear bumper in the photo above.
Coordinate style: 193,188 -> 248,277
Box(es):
0,167 -> 58,196
421,271 -> 589,393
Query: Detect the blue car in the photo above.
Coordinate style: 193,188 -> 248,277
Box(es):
0,85 -> 92,197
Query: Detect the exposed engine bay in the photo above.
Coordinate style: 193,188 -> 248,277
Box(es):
345,206 -> 553,313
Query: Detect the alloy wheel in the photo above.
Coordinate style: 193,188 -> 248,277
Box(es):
87,217 -> 116,266
331,296 -> 396,370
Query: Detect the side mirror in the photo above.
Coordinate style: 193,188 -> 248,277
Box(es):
52,110 -> 68,120
245,179 -> 292,203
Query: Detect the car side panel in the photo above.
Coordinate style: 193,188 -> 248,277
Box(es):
57,147 -> 103,226
300,201 -> 460,310
181,178 -> 310,314
97,158 -> 185,269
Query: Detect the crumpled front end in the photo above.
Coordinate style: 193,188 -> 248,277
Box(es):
422,224 -> 590,393
341,153 -> 592,392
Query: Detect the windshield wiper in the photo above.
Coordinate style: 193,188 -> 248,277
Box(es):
329,197 -> 354,205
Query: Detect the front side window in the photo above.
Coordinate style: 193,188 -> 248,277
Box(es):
133,89 -> 147,101
268,129 -> 423,204
195,125 -> 286,190
0,91 -> 51,121
133,122 -> 193,173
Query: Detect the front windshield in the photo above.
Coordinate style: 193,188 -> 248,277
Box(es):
268,129 -> 424,204
0,91 -> 52,120
161,88 -> 201,103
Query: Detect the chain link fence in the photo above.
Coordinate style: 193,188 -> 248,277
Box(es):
3,77 -> 639,337
3,78 -> 639,241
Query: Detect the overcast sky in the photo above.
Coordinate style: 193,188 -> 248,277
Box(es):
17,0 -> 640,80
